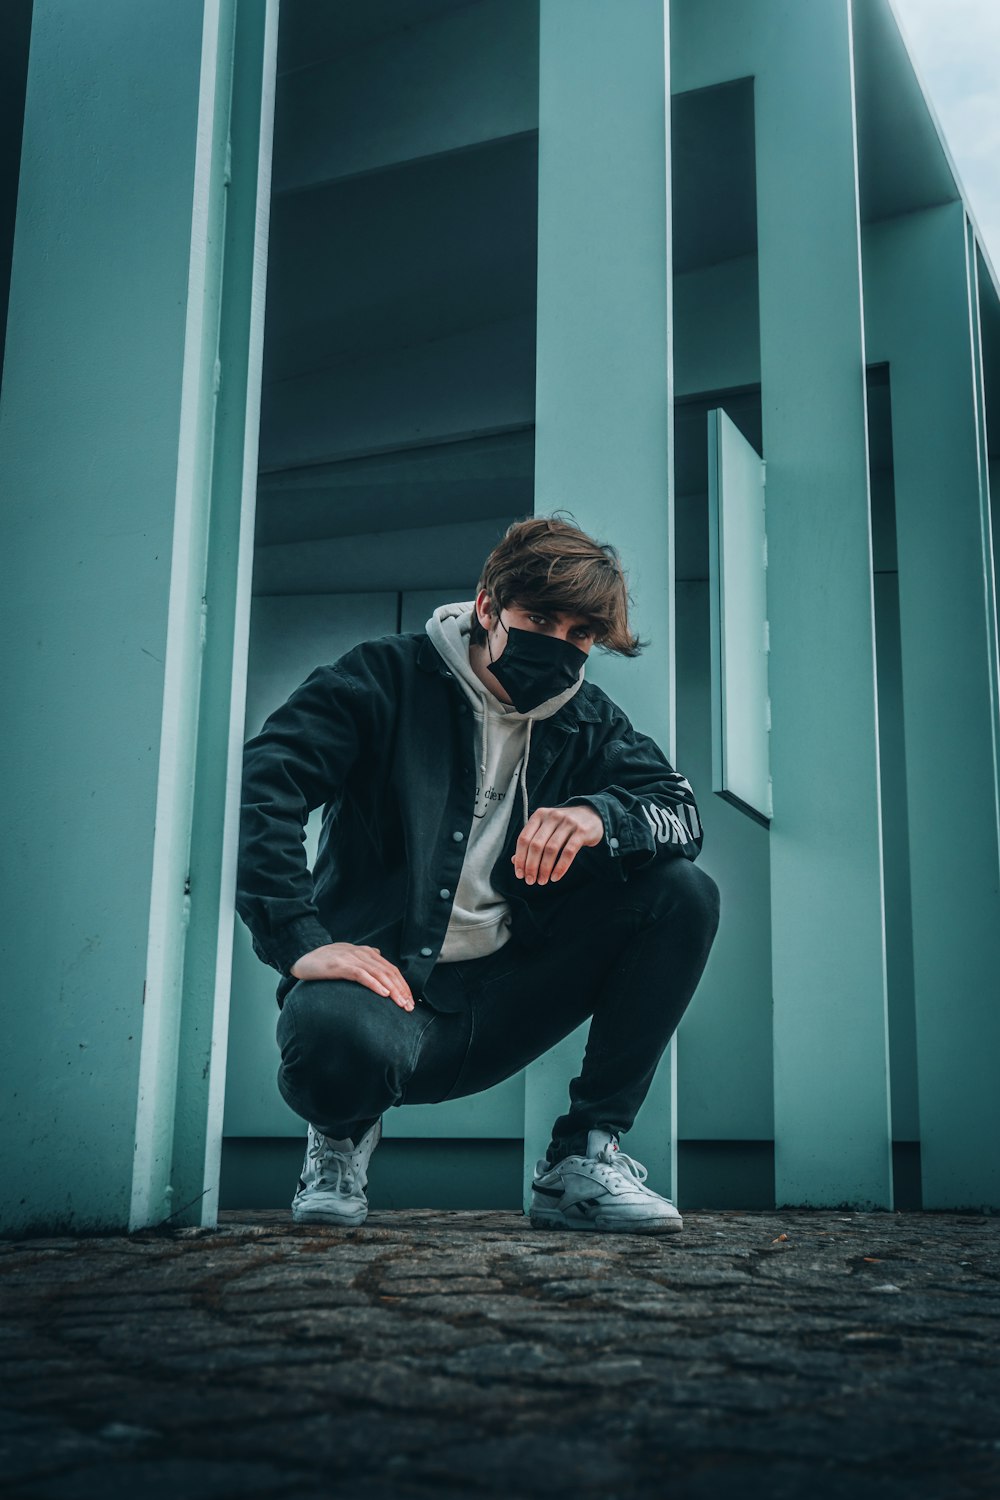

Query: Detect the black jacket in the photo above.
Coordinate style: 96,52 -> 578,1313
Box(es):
236,630 -> 705,1006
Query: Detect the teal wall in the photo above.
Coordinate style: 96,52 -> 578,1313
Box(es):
0,1 -> 206,1231
863,205 -> 1000,1209
0,0 -> 278,1234
674,0 -> 895,1209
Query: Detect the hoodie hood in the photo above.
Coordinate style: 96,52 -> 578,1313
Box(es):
425,601 -> 585,721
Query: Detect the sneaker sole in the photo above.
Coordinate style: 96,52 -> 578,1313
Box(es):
528,1208 -> 683,1234
291,1202 -> 368,1227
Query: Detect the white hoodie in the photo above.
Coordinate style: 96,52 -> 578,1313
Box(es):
424,601 -> 585,962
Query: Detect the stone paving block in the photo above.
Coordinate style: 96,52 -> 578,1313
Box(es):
389,1291 -> 551,1320
369,1275 -> 506,1296
409,1432 -> 633,1493
217,1290 -> 373,1326
438,1340 -> 554,1377
66,1384 -> 336,1435
632,1456 -> 917,1500
14,1457 -> 312,1500
189,1410 -> 478,1474
0,1425 -> 111,1485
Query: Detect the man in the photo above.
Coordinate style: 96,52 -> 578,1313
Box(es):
236,515 -> 720,1235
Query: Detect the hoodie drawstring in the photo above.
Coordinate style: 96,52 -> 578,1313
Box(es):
480,704 -> 489,800
520,719 -> 532,827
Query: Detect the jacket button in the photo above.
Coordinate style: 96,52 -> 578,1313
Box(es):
609,837 -> 620,850
439,888 -> 451,900
420,946 -> 433,958
451,831 -> 464,842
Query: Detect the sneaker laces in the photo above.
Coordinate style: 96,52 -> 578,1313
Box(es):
593,1141 -> 649,1186
308,1134 -> 361,1194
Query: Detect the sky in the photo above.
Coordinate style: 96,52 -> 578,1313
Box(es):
892,0 -> 1000,272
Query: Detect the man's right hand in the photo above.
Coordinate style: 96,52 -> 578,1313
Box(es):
289,943 -> 415,1011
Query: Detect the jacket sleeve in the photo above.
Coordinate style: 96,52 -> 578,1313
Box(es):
236,663 -> 368,976
557,716 -> 704,881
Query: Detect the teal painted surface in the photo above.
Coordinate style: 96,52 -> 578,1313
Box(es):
872,564 -> 919,1143
272,0 -> 538,194
534,0 -> 673,747
675,389 -> 774,1147
254,431 -> 534,548
0,0 -> 209,1233
672,267 -> 773,1140
168,0 -> 279,1229
673,256 -> 761,397
223,1139 -> 526,1212
865,378 -> 920,1147
675,581 -> 774,1141
707,408 -> 771,821
260,0 -> 540,474
863,205 -> 1000,1210
219,1137 -> 777,1212
128,0 -> 235,1228
530,0 -> 676,1207
129,0 -> 280,1232
253,518 -> 516,596
674,0 -> 893,1209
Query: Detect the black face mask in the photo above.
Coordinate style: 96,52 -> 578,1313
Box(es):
486,616 -> 588,713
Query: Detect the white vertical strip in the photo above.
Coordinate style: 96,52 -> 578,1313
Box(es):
965,219 -> 1000,869
130,0 -> 228,1229
200,0 -> 281,1227
663,0 -> 677,767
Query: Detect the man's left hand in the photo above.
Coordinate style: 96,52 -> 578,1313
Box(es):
512,804 -> 604,885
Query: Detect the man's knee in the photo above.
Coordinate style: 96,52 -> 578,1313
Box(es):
278,978 -> 408,1084
630,855 -> 721,931
687,860 -> 721,929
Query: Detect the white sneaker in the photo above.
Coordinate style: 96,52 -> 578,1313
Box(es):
290,1118 -> 382,1226
529,1128 -> 683,1234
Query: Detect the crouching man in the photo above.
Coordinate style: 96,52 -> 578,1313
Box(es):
236,515 -> 721,1234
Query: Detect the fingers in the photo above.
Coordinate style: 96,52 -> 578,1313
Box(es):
364,973 -> 415,1010
513,813 -> 579,885
362,953 -> 414,1009
547,831 -> 583,883
353,963 -> 414,1010
513,813 -> 554,884
294,944 -> 415,1010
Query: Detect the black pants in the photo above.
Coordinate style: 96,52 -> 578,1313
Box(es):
275,855 -> 721,1166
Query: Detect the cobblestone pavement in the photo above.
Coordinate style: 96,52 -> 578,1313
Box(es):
1,1208 -> 998,1499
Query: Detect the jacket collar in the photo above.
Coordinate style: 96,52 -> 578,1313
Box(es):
415,632 -> 602,728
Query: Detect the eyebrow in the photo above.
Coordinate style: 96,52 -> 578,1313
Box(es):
525,608 -> 595,629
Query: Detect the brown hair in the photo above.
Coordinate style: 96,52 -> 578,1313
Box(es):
469,513 -> 645,657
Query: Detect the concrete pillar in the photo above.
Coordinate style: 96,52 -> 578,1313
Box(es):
0,0 -> 278,1232
526,0 -> 676,1203
864,203 -> 1000,1211
673,0 -> 893,1207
